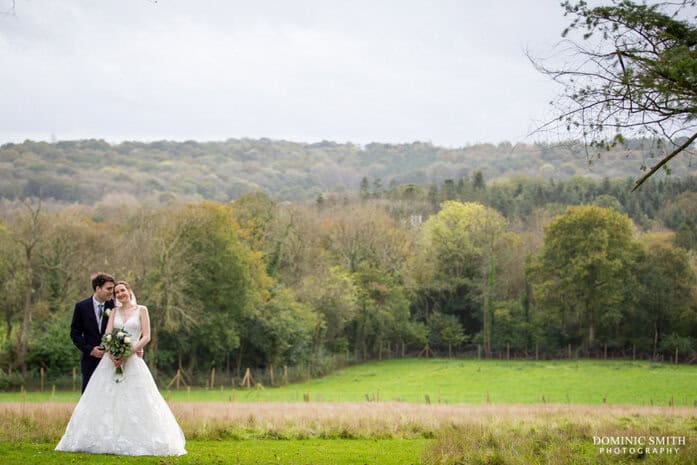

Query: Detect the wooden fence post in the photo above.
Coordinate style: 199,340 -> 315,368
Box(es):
166,369 -> 189,390
241,368 -> 252,388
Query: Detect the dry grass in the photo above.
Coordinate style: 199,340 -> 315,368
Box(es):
421,409 -> 697,465
4,402 -> 695,463
1,401 -> 694,442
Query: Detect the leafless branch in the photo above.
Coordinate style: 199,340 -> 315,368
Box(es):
632,130 -> 697,190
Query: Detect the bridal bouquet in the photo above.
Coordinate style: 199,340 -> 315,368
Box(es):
101,328 -> 133,376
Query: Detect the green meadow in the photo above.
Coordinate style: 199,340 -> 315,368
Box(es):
266,359 -> 697,406
3,359 -> 696,405
3,359 -> 695,464
0,439 -> 428,465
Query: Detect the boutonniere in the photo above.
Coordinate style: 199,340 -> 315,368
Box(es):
104,308 -> 112,318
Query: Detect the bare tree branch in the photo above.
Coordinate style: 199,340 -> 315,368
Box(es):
632,130 -> 697,190
531,1 -> 697,188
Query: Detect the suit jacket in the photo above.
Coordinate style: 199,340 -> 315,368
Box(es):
70,296 -> 115,357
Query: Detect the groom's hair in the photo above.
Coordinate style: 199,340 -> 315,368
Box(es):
91,272 -> 115,290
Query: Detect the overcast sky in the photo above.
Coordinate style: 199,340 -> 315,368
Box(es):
0,0 -> 571,147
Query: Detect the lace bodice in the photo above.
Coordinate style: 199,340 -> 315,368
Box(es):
115,306 -> 142,346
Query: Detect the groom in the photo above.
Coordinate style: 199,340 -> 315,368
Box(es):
70,272 -> 116,393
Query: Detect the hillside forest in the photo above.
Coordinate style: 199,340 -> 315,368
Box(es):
1,138 -> 696,388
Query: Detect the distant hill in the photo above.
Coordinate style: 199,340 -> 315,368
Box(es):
0,138 -> 692,204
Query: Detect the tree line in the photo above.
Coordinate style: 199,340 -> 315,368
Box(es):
1,137 -> 694,204
1,173 -> 696,388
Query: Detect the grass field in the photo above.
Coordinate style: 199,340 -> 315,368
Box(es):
0,403 -> 694,464
2,359 -> 695,464
0,439 -> 428,465
3,359 -> 696,405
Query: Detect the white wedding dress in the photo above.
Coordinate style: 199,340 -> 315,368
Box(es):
56,306 -> 186,456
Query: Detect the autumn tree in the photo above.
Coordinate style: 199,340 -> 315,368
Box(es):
636,235 -> 696,357
120,206 -> 206,376
26,206 -> 116,377
529,205 -> 642,354
265,203 -> 323,286
409,201 -> 507,356
39,206 -> 108,313
230,191 -> 275,254
323,202 -> 412,274
174,203 -> 270,376
4,200 -> 48,375
297,266 -> 359,356
243,287 -> 317,372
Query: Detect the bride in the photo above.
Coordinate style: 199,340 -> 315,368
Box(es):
56,280 -> 186,456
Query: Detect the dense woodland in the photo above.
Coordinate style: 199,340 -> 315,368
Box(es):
1,138 -> 697,389
1,138 -> 694,203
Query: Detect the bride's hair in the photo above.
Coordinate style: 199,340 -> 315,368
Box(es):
114,280 -> 137,306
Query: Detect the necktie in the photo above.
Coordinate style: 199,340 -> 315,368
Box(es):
98,303 -> 104,324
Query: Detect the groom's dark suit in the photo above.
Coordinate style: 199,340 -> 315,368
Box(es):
70,297 -> 114,392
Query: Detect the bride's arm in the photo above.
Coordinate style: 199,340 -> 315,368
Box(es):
131,306 -> 151,354
104,310 -> 121,365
